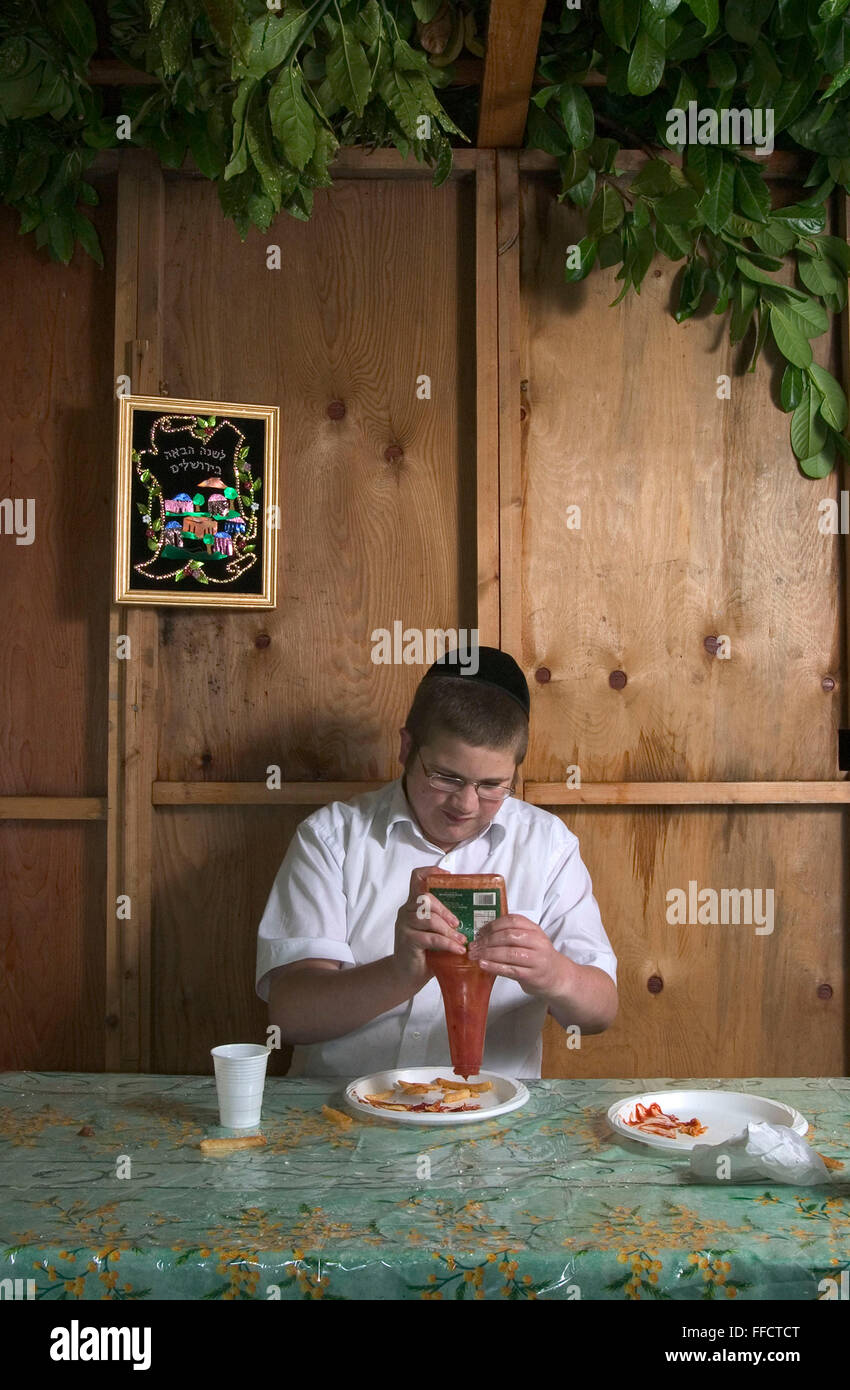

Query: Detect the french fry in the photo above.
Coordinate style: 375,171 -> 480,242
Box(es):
435,1077 -> 493,1094
322,1105 -> 354,1129
200,1135 -> 267,1154
396,1081 -> 440,1094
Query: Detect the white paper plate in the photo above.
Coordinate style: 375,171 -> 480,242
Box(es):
608,1089 -> 809,1151
344,1067 -> 530,1126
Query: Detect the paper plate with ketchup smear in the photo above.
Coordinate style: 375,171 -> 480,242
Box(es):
608,1089 -> 808,1151
344,1068 -> 529,1126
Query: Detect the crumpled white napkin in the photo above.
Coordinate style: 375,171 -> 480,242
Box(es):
689,1121 -> 838,1185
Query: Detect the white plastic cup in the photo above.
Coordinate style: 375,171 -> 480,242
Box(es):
211,1043 -> 270,1128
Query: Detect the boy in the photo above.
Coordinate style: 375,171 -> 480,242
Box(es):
256,648 -> 617,1077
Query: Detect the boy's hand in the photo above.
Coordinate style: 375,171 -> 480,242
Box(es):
468,915 -> 563,998
392,866 -> 468,993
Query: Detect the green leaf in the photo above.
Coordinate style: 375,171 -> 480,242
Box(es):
821,58 -> 850,99
780,364 -> 807,411
560,84 -> 595,151
725,0 -> 773,44
246,107 -> 282,210
818,234 -> 850,274
706,50 -> 737,89
747,302 -> 771,371
526,105 -> 570,156
798,445 -> 835,478
225,80 -> 254,180
674,256 -> 707,322
654,220 -> 692,259
627,27 -> 666,96
686,0 -> 719,32
378,68 -> 430,142
697,158 -> 734,234
630,158 -> 676,197
45,212 -> 75,264
791,389 -> 828,458
564,236 -> 598,283
766,292 -> 829,337
244,9 -> 308,78
656,187 -> 700,221
735,160 -> 770,222
771,202 -> 826,235
809,364 -> 848,430
269,65 -> 315,170
588,183 -> 624,236
797,251 -> 846,301
327,34 -> 372,117
598,0 -> 642,50
53,0 -> 98,61
752,220 -> 796,256
201,0 -> 236,52
353,0 -> 381,44
72,211 -> 103,266
769,304 -> 814,366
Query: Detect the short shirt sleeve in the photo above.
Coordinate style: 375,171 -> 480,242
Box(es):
255,813 -> 356,1002
540,825 -> 618,985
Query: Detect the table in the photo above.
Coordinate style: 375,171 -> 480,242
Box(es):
1,1073 -> 848,1300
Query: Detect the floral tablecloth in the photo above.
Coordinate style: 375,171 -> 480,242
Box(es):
1,1073 -> 848,1301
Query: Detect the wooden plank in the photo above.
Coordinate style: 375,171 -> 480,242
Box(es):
519,167 -> 844,1076
496,150 -> 524,794
0,798 -> 107,819
542,808 -> 845,1077
153,806 -> 308,1073
518,149 -> 812,180
174,148 -> 483,182
527,782 -> 850,805
107,151 -> 163,1071
476,150 -> 500,645
153,781 -> 383,805
477,0 -> 546,148
0,175 -> 116,1071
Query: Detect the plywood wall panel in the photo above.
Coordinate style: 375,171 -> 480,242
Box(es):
0,178 -> 117,796
519,174 -> 846,1077
0,822 -> 106,1070
543,807 -> 845,1078
152,805 -> 316,1074
519,177 -> 842,787
0,179 -> 115,1070
154,175 -> 478,785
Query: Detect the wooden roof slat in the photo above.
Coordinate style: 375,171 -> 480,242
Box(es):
476,0 -> 547,148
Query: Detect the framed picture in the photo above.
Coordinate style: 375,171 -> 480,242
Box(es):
114,395 -> 279,607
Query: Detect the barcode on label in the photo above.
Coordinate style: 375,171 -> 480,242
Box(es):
473,892 -> 496,905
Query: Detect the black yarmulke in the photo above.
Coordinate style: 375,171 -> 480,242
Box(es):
423,646 -> 530,718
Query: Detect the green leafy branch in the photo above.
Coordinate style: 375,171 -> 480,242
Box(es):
109,0 -> 470,237
527,0 -> 850,477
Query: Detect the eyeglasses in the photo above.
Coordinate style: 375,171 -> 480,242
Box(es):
417,751 -> 515,803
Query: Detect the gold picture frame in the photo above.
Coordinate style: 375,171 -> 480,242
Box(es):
114,394 -> 279,607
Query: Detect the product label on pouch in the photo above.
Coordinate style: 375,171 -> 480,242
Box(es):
429,886 -> 505,944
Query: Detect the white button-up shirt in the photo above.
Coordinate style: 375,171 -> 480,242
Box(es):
256,778 -> 617,1078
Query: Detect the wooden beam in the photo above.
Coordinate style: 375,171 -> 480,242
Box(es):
477,0 -> 546,148
153,782 -> 385,805
0,798 -> 107,820
526,782 -> 850,806
519,149 -> 813,180
107,150 -> 163,1073
495,149 -> 524,797
476,149 -> 500,644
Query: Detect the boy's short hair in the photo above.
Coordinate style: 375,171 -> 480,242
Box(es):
403,675 -> 528,764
